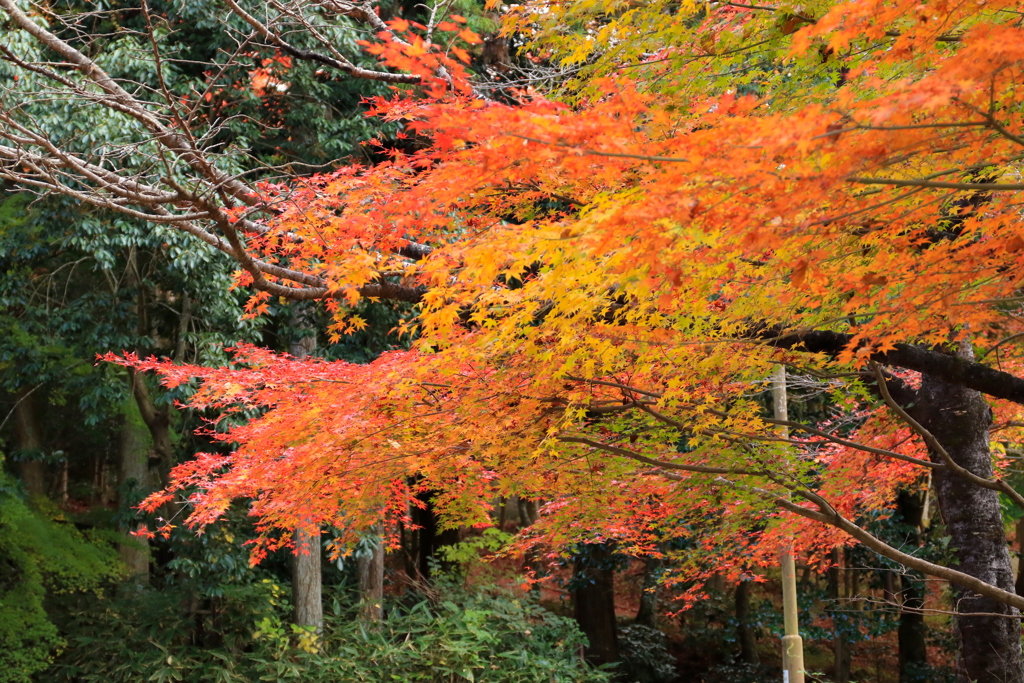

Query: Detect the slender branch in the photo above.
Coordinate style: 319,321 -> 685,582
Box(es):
959,101 -> 1024,149
222,0 -> 420,84
558,435 -> 756,475
847,177 -> 1024,191
870,362 -> 1024,511
978,332 -> 1024,361
856,597 -> 1024,619
509,135 -> 690,164
636,400 -> 941,471
717,476 -> 1024,610
764,327 -> 1024,406
0,382 -> 45,434
563,374 -> 941,471
564,375 -> 664,398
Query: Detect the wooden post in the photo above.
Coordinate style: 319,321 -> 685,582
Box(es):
773,365 -> 805,683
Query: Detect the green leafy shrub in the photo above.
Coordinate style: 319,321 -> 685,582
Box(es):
0,474 -> 121,683
702,661 -> 776,683
47,580 -> 285,683
308,581 -> 609,683
616,624 -> 676,683
46,576 -> 609,683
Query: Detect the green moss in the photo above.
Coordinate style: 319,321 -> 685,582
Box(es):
0,472 -> 121,682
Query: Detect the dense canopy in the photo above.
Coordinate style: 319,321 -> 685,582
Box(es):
3,0 -> 1024,679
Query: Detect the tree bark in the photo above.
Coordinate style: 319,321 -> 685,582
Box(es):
635,554 -> 662,628
895,491 -> 927,683
117,404 -> 151,582
497,496 -> 508,531
125,251 -> 173,486
289,307 -> 323,630
127,368 -> 172,485
573,544 -> 619,665
518,497 -> 539,526
13,387 -> 46,497
54,459 -> 68,504
829,548 -> 851,683
411,489 -> 460,580
1015,517 -> 1024,597
173,292 -> 191,362
292,526 -> 323,630
910,367 -> 1023,683
768,327 -> 1024,406
357,526 -> 385,620
735,578 -> 760,665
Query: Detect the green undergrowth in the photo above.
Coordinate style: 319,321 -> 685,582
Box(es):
0,473 -> 121,683
45,575 -> 609,683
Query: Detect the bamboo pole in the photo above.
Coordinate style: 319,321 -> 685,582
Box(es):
773,365 -> 805,683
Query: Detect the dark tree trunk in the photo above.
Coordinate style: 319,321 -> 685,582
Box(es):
897,574 -> 927,682
399,514 -> 416,578
357,526 -> 385,620
572,544 -> 619,665
174,293 -> 191,362
735,578 -> 760,665
13,387 -> 46,497
1015,518 -> 1024,598
635,554 -> 662,628
910,367 -> 1023,683
411,489 -> 460,580
829,548 -> 851,683
289,310 -> 322,631
53,459 -> 68,504
895,491 -> 927,683
497,496 -> 508,532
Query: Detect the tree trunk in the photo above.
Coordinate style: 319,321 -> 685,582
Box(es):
292,526 -> 323,630
829,548 -> 851,683
357,526 -> 385,620
289,309 -> 323,631
118,403 -> 151,582
573,544 -> 619,665
174,292 -> 191,362
518,498 -> 539,526
497,496 -> 508,531
53,459 -> 68,504
911,367 -> 1023,683
635,554 -> 662,628
735,578 -> 760,665
127,369 -> 172,485
125,253 -> 173,486
411,489 -> 460,580
1015,517 -> 1024,597
895,491 -> 927,683
13,387 -> 46,497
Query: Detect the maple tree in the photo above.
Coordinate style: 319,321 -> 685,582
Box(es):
4,0 -> 1024,679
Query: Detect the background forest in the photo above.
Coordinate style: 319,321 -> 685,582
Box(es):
1,0 -> 1023,682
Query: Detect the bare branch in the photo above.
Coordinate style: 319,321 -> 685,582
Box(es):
558,434 -> 757,475
221,0 -> 420,84
716,476 -> 1024,611
870,362 -> 1024,511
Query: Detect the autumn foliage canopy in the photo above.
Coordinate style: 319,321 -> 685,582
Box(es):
114,0 -> 1024,587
